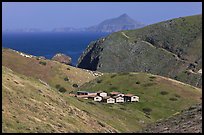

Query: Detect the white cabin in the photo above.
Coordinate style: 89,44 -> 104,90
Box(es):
106,98 -> 115,103
94,96 -> 102,102
115,96 -> 124,103
131,96 -> 139,102
98,92 -> 108,97
117,93 -> 125,97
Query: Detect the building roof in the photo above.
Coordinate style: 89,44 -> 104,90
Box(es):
103,96 -> 114,100
97,91 -> 107,94
88,92 -> 98,96
124,94 -> 134,97
110,91 -> 121,95
77,91 -> 89,93
113,95 -> 124,99
76,94 -> 96,98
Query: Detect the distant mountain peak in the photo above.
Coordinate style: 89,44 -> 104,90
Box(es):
118,13 -> 129,18
87,14 -> 145,33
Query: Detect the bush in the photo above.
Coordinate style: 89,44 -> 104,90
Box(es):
55,84 -> 61,89
119,72 -> 129,75
39,61 -> 46,65
67,68 -> 70,70
72,84 -> 78,88
169,97 -> 178,101
142,83 -> 157,87
88,101 -> 95,105
160,91 -> 169,95
136,81 -> 140,84
64,77 -> 69,81
143,107 -> 152,115
174,94 -> 181,98
110,86 -> 118,90
97,79 -> 102,83
58,87 -> 67,93
97,121 -> 105,127
149,76 -> 156,79
110,74 -> 117,78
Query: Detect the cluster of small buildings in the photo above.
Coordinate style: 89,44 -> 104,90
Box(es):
72,91 -> 139,104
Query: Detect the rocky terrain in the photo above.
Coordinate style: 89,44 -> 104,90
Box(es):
139,103 -> 202,133
77,14 -> 202,88
52,53 -> 72,65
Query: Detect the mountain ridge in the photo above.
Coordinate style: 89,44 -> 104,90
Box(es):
77,14 -> 202,88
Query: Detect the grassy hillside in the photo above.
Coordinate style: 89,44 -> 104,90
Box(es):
2,66 -> 116,133
2,66 -> 201,133
2,48 -> 99,92
76,72 -> 201,132
77,14 -> 202,88
139,103 -> 202,133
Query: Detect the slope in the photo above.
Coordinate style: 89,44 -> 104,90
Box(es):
2,66 -> 117,133
2,48 -> 100,92
77,14 -> 202,88
76,72 -> 201,132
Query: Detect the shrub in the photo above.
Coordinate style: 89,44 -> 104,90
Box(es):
72,84 -> 78,88
36,57 -> 40,60
136,81 -> 140,84
149,76 -> 156,79
97,79 -> 102,83
67,68 -> 70,70
110,86 -> 118,90
143,107 -> 152,115
39,61 -> 46,65
88,101 -> 95,105
55,84 -> 61,89
110,74 -> 117,78
169,97 -> 178,101
119,72 -> 129,75
142,83 -> 157,87
58,87 -> 67,93
97,121 -> 105,127
174,94 -> 181,98
64,77 -> 69,81
160,91 -> 169,95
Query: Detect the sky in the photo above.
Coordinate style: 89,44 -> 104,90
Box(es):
2,2 -> 202,31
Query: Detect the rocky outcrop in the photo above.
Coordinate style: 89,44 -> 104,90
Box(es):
139,103 -> 202,133
77,14 -> 202,88
52,53 -> 72,65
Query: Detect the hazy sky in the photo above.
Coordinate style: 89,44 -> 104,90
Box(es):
2,2 -> 202,31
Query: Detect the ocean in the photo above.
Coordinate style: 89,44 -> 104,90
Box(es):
2,32 -> 109,66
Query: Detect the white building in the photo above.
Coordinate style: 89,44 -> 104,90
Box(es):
124,94 -> 139,102
131,96 -> 139,102
97,91 -> 108,97
102,96 -> 115,103
114,96 -> 124,103
93,96 -> 102,102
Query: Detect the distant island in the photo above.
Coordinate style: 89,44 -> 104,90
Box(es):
3,14 -> 145,33
53,13 -> 145,33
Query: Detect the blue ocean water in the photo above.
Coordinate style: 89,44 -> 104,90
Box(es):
2,32 -> 109,66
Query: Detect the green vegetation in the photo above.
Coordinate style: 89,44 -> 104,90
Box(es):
77,14 -> 202,88
39,61 -> 46,65
64,77 -> 69,82
2,66 -> 116,133
58,87 -> 67,93
72,84 -> 79,88
77,73 -> 201,132
2,48 -> 97,92
160,91 -> 169,95
142,108 -> 152,115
